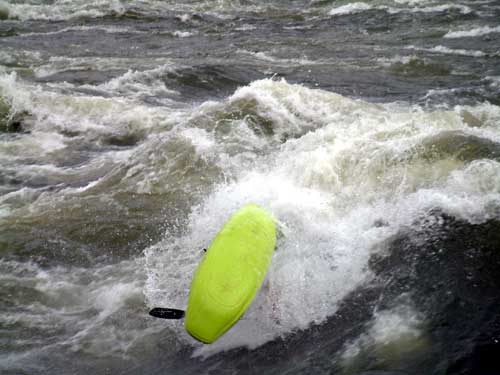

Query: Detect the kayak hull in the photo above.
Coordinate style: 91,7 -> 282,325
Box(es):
185,204 -> 277,344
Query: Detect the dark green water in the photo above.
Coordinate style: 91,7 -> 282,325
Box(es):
1,0 -> 499,374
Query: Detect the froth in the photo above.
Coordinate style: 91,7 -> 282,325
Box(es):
95,64 -> 179,100
328,2 -> 472,17
1,70 -> 179,135
4,0 -> 126,21
145,79 -> 500,355
0,72 -> 33,121
444,25 -> 500,39
341,302 -> 425,360
406,45 -> 487,57
0,258 -> 155,362
226,79 -> 374,142
146,171 -> 381,357
329,2 -> 372,16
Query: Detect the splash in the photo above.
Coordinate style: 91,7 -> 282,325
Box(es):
144,79 -> 500,355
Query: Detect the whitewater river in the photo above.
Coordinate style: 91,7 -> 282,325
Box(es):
1,0 -> 499,374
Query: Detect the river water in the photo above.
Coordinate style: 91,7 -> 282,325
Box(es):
1,1 -> 500,374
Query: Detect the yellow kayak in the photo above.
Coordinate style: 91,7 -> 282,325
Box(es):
185,204 -> 277,344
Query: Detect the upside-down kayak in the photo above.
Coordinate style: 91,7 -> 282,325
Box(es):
185,204 -> 277,344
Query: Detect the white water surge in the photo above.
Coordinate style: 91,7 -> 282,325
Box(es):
1,0 -> 500,372
143,79 -> 500,356
2,67 -> 500,362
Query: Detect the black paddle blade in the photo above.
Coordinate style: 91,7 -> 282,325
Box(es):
149,307 -> 185,320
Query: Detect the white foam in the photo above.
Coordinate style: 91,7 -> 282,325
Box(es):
442,160 -> 500,221
328,2 -> 472,17
237,49 -> 323,66
235,24 -> 257,31
412,4 -> 472,14
144,79 -> 500,355
225,79 -> 371,141
0,257 -> 159,359
146,170 -> 383,357
0,69 -> 192,219
0,0 -> 273,22
444,25 -> 500,38
0,206 -> 10,218
429,45 -> 486,57
94,64 -> 179,99
485,76 -> 500,89
177,13 -> 193,23
172,30 -> 196,38
4,0 -> 129,21
329,2 -> 372,16
0,72 -> 34,121
393,0 -> 432,5
377,54 -> 420,67
33,55 -> 174,79
384,2 -> 473,15
20,25 -> 141,38
4,76 -> 500,360
342,303 -> 424,360
1,48 -> 44,67
406,45 -> 487,57
1,69 -> 180,136
180,127 -> 216,156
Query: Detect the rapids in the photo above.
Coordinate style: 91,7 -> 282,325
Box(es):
1,1 -> 499,374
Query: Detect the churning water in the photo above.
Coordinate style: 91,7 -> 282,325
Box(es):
1,1 -> 499,374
